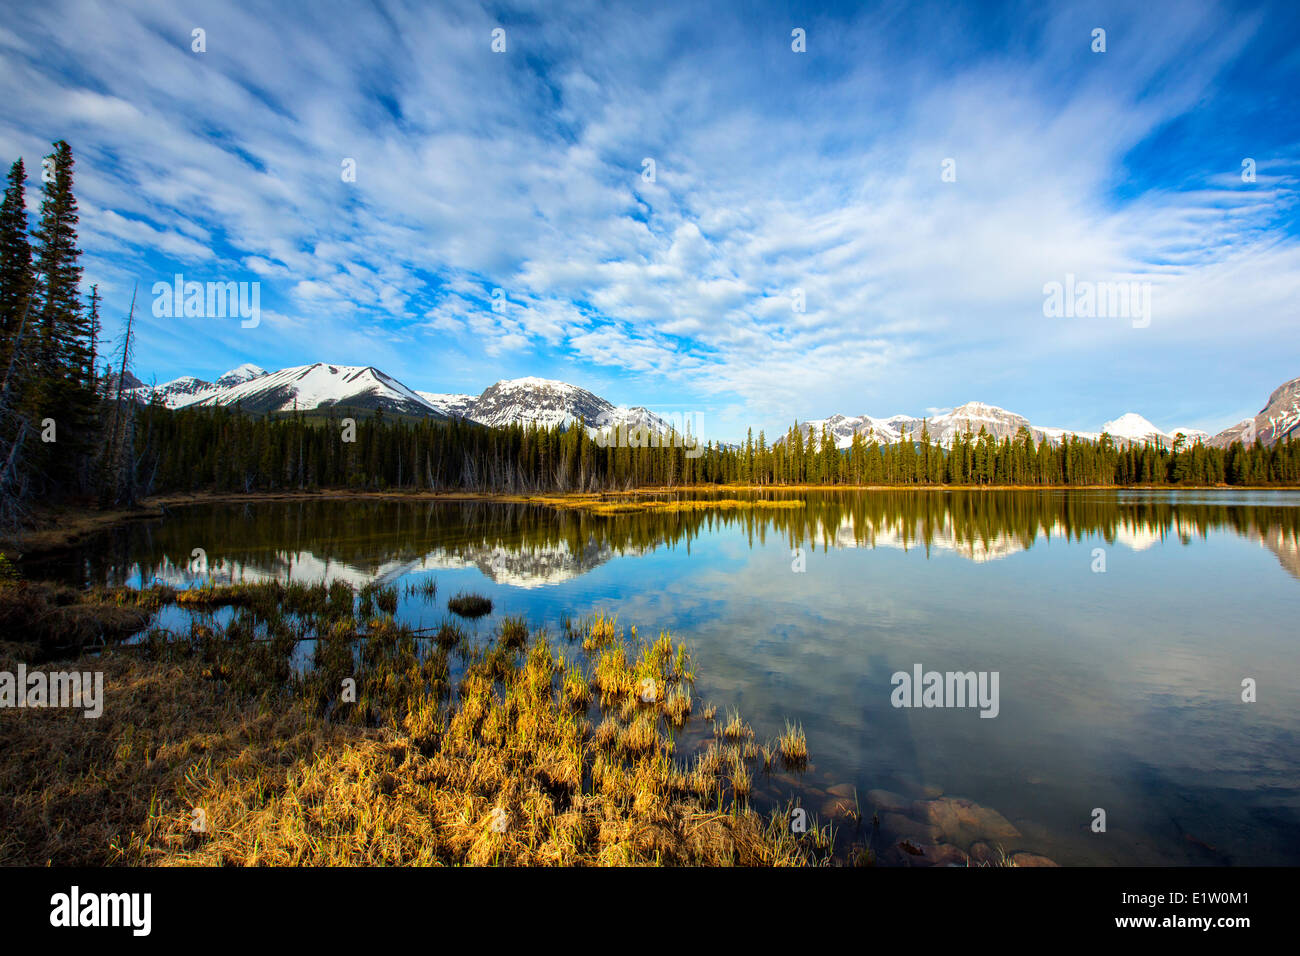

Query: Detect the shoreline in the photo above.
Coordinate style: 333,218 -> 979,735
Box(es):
12,482 -> 1296,555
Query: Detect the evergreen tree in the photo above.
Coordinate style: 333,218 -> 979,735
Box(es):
0,158 -> 35,526
0,159 -> 32,365
30,141 -> 96,490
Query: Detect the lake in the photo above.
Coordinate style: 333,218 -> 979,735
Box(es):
36,488 -> 1300,865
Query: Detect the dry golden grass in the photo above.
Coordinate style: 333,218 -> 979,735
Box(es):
0,580 -> 825,867
507,494 -> 806,516
722,709 -> 754,743
0,579 -> 154,662
778,721 -> 809,770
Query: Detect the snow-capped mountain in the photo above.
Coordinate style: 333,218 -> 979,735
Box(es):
132,375 -> 221,408
214,363 -> 267,388
127,364 -> 270,409
1209,376 -> 1300,448
1101,413 -> 1207,446
468,377 -> 610,429
1035,425 -> 1100,443
128,363 -> 438,416
465,377 -> 671,432
1102,412 -> 1164,443
420,377 -> 675,434
130,366 -> 677,434
788,402 -> 1215,449
789,414 -> 903,449
927,402 -> 1036,445
130,360 -> 1294,451
788,401 -> 1049,448
194,363 -> 440,416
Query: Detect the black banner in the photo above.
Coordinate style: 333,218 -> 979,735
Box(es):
0,866 -> 1278,943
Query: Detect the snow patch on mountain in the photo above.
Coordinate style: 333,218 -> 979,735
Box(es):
1210,376 -> 1300,448
790,414 -> 903,449
1167,426 -> 1211,442
416,392 -> 478,419
1036,426 -> 1100,443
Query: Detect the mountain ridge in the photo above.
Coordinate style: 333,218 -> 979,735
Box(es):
128,366 -> 674,435
126,363 -> 1296,449
786,401 -> 1214,449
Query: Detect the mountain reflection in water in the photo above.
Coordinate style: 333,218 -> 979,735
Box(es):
39,490 -> 1300,588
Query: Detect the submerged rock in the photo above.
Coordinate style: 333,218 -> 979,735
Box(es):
895,841 -> 969,867
910,795 -> 1021,846
865,788 -> 912,813
819,796 -> 858,820
878,811 -> 942,843
1010,851 -> 1059,867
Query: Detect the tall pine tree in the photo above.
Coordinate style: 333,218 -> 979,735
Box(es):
30,141 -> 97,491
0,159 -> 32,365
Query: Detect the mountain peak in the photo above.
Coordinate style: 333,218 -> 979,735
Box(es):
190,363 -> 439,417
1102,413 -> 1163,440
1266,375 -> 1300,407
215,363 -> 267,387
946,401 -> 1011,416
467,378 -> 672,433
484,377 -> 574,394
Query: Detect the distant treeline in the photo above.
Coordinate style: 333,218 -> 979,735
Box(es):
131,402 -> 1300,495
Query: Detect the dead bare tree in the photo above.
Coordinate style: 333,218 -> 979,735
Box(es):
98,284 -> 137,508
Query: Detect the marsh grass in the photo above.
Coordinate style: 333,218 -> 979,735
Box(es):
358,583 -> 398,616
404,578 -> 438,603
0,579 -> 153,662
778,721 -> 809,770
433,618 -> 466,649
565,610 -> 620,652
0,578 -> 828,867
447,591 -> 493,619
510,495 -> 806,516
723,709 -> 754,743
497,615 -> 529,649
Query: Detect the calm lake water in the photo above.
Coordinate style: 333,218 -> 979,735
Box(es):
38,489 -> 1300,865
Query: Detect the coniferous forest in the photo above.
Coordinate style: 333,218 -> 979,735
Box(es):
135,403 -> 1300,494
1,141 -> 1298,529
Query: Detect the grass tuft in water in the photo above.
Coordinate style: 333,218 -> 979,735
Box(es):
498,615 -> 529,649
404,578 -> 438,603
778,721 -> 809,770
447,591 -> 493,619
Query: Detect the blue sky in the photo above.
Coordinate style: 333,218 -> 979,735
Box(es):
1,0 -> 1297,440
